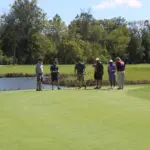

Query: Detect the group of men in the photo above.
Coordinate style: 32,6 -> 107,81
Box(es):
35,57 -> 125,91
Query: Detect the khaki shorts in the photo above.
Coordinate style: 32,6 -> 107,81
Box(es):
77,73 -> 84,81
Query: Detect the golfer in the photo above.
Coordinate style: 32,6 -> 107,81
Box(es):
108,60 -> 116,89
75,59 -> 86,89
35,58 -> 43,91
116,57 -> 125,90
93,58 -> 104,89
50,61 -> 61,90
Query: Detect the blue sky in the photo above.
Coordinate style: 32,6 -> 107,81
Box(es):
0,0 -> 149,24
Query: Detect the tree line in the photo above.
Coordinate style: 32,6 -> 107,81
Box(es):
0,0 -> 150,65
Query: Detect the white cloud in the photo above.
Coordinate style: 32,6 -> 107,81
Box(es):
93,1 -> 116,9
93,0 -> 142,10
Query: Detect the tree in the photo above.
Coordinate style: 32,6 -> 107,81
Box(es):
0,0 -> 46,64
106,25 -> 130,58
45,14 -> 68,45
127,22 -> 145,63
29,33 -> 56,64
57,40 -> 84,64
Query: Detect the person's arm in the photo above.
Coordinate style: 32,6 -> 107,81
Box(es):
74,64 -> 77,75
83,64 -> 86,74
35,65 -> 38,75
101,64 -> 104,75
116,62 -> 119,72
50,66 -> 53,74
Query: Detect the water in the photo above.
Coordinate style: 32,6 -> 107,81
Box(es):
0,77 -> 61,91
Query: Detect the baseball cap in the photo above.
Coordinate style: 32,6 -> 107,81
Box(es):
116,57 -> 121,61
96,58 -> 100,61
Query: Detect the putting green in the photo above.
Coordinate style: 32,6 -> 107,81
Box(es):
0,86 -> 150,150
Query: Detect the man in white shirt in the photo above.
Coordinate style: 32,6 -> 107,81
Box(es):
35,58 -> 43,91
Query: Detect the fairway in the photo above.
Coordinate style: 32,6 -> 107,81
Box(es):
0,86 -> 150,150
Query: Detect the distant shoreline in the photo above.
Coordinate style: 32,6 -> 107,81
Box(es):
0,73 -> 150,86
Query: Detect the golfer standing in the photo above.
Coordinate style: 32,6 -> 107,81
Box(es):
50,61 -> 61,90
116,57 -> 125,90
108,60 -> 116,89
35,58 -> 43,91
75,59 -> 86,89
93,58 -> 104,89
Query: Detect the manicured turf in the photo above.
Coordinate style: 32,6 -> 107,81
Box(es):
0,64 -> 150,81
0,85 -> 150,150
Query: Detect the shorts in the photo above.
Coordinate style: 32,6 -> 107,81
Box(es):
51,74 -> 58,82
37,73 -> 43,82
109,73 -> 116,82
77,73 -> 84,81
94,73 -> 103,80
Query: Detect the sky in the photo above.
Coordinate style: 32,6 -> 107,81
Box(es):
0,0 -> 149,24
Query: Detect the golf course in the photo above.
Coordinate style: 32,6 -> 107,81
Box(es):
0,85 -> 150,150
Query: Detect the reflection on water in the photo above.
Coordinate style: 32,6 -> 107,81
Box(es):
0,77 -> 59,91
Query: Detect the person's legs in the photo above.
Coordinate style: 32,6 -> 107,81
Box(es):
99,80 -> 102,88
52,81 -> 54,90
109,74 -> 113,88
81,74 -> 86,89
118,72 -> 122,89
94,80 -> 98,89
121,71 -> 125,89
36,74 -> 41,91
57,79 -> 61,90
113,75 -> 116,87
77,73 -> 81,89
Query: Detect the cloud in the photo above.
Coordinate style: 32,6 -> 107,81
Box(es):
93,0 -> 142,10
93,1 -> 116,9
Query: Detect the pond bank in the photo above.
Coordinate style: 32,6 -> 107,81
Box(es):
0,73 -> 150,86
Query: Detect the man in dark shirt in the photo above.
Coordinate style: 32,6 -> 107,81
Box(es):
75,60 -> 86,89
116,57 -> 125,90
94,58 -> 104,89
50,61 -> 61,90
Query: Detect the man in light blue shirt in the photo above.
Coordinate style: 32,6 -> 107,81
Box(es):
35,58 -> 43,91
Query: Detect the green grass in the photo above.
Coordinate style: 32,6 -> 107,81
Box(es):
0,86 -> 150,150
0,64 -> 150,81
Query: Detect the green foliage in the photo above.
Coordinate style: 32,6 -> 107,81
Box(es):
0,2 -> 150,64
58,40 -> 84,64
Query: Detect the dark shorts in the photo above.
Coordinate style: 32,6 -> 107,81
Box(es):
94,73 -> 103,80
51,74 -> 58,82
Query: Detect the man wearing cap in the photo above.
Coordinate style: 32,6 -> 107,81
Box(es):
116,57 -> 125,90
94,58 -> 104,89
35,58 -> 43,91
75,59 -> 86,89
108,60 -> 116,89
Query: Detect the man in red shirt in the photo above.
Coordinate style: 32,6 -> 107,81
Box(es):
116,57 -> 125,90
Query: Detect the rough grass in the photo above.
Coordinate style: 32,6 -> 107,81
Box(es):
0,86 -> 150,150
0,64 -> 150,81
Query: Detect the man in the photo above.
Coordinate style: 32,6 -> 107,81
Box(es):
108,60 -> 116,89
94,58 -> 104,89
116,57 -> 125,90
50,61 -> 61,90
35,58 -> 43,91
75,59 -> 86,89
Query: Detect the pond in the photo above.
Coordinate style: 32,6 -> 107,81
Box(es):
0,77 -> 61,91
